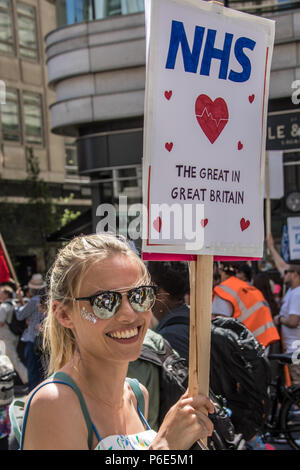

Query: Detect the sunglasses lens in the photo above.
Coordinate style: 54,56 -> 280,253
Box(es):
129,286 -> 156,312
93,292 -> 121,319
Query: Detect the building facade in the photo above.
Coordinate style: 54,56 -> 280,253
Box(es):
0,0 -> 91,281
45,0 -> 300,252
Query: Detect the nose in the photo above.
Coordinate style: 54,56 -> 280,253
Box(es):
115,294 -> 138,323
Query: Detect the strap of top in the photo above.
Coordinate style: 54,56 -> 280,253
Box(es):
126,378 -> 145,416
20,372 -> 94,450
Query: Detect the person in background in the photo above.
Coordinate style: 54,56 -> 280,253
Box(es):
212,262 -> 280,349
267,234 -> 300,385
147,261 -> 190,363
16,274 -> 46,392
0,286 -> 28,387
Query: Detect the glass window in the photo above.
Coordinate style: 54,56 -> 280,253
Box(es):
65,137 -> 78,174
1,88 -> 21,142
23,92 -> 43,145
0,0 -> 14,55
17,3 -> 38,60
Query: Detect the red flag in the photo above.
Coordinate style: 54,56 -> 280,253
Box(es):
0,242 -> 10,283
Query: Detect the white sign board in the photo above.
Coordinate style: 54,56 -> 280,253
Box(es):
142,0 -> 275,258
264,151 -> 284,199
288,217 -> 300,261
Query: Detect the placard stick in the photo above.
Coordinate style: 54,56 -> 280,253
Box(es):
188,260 -> 198,396
0,233 -> 19,287
195,255 -> 213,396
189,255 -> 214,448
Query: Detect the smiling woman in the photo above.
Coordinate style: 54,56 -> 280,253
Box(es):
16,233 -> 214,450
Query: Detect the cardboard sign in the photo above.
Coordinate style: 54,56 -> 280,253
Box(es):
288,217 -> 300,261
142,0 -> 275,258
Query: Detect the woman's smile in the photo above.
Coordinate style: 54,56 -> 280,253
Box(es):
106,325 -> 142,343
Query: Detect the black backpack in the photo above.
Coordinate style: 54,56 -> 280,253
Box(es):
139,332 -> 237,449
210,316 -> 271,440
4,301 -> 27,337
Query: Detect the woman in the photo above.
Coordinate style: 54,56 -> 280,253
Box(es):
20,234 -> 213,450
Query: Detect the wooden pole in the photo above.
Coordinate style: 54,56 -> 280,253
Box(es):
0,233 -> 19,287
189,254 -> 214,448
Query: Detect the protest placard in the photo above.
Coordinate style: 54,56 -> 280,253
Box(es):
142,1 -> 275,443
142,0 -> 275,258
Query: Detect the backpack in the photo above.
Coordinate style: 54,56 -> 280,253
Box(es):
210,316 -> 271,440
138,329 -> 238,449
0,354 -> 15,406
4,301 -> 27,337
139,333 -> 189,426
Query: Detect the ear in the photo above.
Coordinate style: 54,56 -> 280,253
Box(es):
53,301 -> 74,329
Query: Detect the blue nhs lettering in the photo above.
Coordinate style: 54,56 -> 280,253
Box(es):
165,20 -> 256,82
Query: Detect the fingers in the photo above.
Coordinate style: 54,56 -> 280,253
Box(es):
181,394 -> 214,414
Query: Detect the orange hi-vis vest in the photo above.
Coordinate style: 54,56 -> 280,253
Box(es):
213,276 -> 280,348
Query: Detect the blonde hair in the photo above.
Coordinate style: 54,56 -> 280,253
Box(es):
43,233 -> 149,376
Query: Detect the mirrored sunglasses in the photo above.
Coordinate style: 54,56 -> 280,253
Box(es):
74,285 -> 157,320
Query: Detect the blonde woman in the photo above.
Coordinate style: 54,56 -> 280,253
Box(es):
19,234 -> 213,450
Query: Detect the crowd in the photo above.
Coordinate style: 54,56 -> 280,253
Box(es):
0,231 -> 299,450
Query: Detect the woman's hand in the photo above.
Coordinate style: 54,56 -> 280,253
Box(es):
149,391 -> 214,450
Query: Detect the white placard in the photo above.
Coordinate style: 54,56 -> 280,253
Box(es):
142,0 -> 275,257
264,151 -> 284,199
288,217 -> 300,261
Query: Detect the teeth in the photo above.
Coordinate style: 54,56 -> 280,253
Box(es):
109,327 -> 138,339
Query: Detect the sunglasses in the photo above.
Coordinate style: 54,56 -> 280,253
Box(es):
284,269 -> 295,275
74,285 -> 157,320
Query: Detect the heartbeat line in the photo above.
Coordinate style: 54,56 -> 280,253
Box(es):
196,107 -> 228,128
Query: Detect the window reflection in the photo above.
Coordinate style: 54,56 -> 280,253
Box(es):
23,92 -> 43,145
17,3 -> 38,60
1,88 -> 21,142
0,0 -> 14,55
56,0 -> 145,27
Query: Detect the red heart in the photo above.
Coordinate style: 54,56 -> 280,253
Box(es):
201,218 -> 208,228
195,94 -> 229,144
165,142 -> 173,152
238,141 -> 243,150
164,90 -> 172,100
240,218 -> 250,231
248,94 -> 255,103
153,216 -> 162,233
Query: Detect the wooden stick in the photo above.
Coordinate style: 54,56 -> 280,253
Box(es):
188,260 -> 198,397
189,254 -> 214,448
0,233 -> 19,287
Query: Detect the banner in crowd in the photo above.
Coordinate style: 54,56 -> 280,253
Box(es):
142,0 -> 275,259
0,237 -> 11,283
288,217 -> 300,261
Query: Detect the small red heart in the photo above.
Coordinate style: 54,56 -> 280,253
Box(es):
248,94 -> 255,103
240,218 -> 250,231
153,216 -> 162,233
164,90 -> 172,100
201,218 -> 208,228
238,141 -> 243,150
165,142 -> 173,152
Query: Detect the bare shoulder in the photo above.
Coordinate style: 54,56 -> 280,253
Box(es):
22,378 -> 88,449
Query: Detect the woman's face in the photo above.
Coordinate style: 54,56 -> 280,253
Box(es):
70,254 -> 151,364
